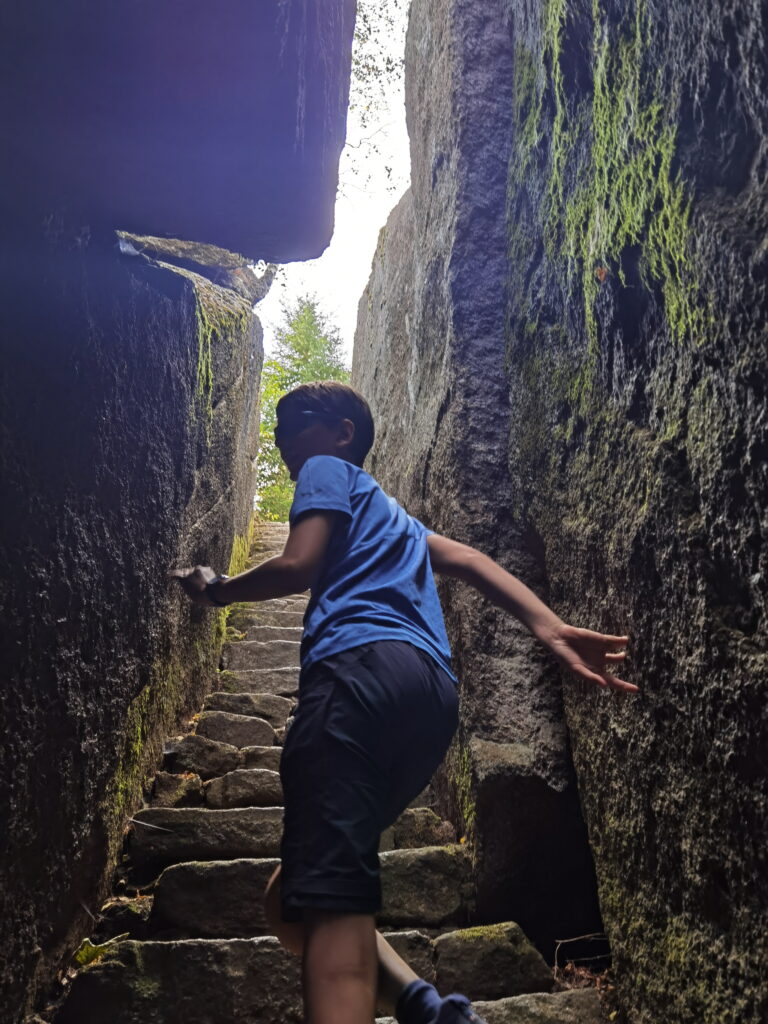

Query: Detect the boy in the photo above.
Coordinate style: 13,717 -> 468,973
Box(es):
173,381 -> 636,1024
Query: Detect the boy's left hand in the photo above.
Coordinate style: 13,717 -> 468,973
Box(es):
169,565 -> 218,606
540,623 -> 638,693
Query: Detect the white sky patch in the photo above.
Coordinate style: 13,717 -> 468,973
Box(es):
256,8 -> 411,364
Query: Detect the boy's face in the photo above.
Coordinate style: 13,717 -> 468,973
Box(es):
274,410 -> 356,480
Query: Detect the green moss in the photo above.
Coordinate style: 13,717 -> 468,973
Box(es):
227,514 -> 258,577
153,260 -> 251,443
192,279 -> 251,442
452,741 -> 477,840
511,0 -> 707,402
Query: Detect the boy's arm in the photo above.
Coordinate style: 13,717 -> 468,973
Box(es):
427,533 -> 637,693
170,511 -> 338,605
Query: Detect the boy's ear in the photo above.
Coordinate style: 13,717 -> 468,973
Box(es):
335,417 -> 356,451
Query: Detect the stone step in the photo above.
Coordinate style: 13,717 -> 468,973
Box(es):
150,771 -> 205,807
150,858 -> 280,937
55,937 -> 304,1024
163,734 -> 241,779
194,710 -> 276,748
245,608 -> 306,628
57,937 -> 597,1024
218,667 -> 299,697
378,845 -> 474,927
203,691 -> 294,728
377,990 -> 601,1024
434,922 -> 552,999
204,768 -> 283,809
380,807 -> 457,851
241,624 -> 304,643
142,844 -> 473,936
223,639 -> 301,671
163,735 -> 282,778
126,807 -> 283,877
241,745 -> 283,771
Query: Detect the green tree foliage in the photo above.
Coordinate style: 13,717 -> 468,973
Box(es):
257,296 -> 350,521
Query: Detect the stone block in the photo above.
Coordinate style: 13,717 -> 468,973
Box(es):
393,807 -> 456,848
163,735 -> 241,780
126,807 -> 283,875
222,668 -> 300,697
56,937 -> 303,1023
204,769 -> 283,809
151,771 -> 204,807
434,922 -> 552,1000
195,711 -> 275,748
472,990 -> 602,1024
224,639 -> 301,671
203,692 -> 294,727
150,859 -> 280,937
378,845 -> 474,927
241,746 -> 283,772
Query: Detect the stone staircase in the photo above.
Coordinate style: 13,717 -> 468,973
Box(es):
54,524 -> 602,1024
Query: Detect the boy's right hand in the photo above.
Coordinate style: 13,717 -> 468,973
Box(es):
539,623 -> 638,693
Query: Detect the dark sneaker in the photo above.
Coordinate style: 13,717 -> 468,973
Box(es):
434,994 -> 489,1024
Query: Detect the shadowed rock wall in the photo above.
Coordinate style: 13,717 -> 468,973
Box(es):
1,0 -> 356,261
0,234 -> 263,1021
354,0 -> 767,1020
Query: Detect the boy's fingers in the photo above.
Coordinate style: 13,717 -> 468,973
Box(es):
603,634 -> 629,645
168,569 -> 192,579
604,674 -> 640,693
603,651 -> 627,662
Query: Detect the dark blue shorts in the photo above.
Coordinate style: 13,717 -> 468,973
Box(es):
279,640 -> 459,920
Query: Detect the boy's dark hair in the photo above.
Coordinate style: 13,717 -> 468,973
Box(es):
276,381 -> 375,466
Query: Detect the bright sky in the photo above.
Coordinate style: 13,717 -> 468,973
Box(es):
256,6 -> 411,364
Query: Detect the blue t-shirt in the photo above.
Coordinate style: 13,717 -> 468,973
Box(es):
288,455 -> 456,682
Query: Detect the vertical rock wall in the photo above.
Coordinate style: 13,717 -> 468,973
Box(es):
0,232 -> 263,1021
354,0 -> 767,1020
504,1 -> 768,1022
353,0 -> 603,958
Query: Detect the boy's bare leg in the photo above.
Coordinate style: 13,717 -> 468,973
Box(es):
375,932 -> 420,1014
265,866 -> 419,1015
303,911 -> 377,1024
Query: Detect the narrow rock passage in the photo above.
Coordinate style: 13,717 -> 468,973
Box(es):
55,525 -> 602,1024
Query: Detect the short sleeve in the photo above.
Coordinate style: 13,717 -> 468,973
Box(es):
289,456 -> 353,525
